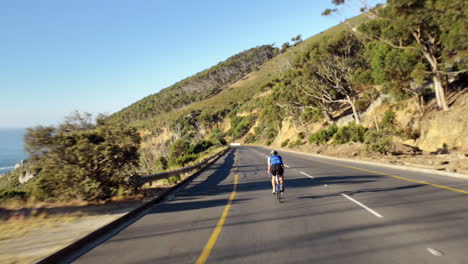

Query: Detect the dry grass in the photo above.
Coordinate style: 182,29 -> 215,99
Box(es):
0,212 -> 83,241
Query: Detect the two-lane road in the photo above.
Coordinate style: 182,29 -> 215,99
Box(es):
74,146 -> 468,264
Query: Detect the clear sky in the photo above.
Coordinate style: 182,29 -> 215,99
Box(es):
0,0 -> 375,128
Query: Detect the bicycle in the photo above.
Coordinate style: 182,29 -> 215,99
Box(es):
273,172 -> 283,203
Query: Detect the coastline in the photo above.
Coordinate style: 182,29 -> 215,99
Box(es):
0,165 -> 16,175
0,128 -> 27,176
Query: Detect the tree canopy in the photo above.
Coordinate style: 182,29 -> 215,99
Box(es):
24,112 -> 141,201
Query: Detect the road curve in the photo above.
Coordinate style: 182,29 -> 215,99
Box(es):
74,146 -> 468,264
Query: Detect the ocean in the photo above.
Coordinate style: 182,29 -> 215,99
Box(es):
0,128 -> 27,174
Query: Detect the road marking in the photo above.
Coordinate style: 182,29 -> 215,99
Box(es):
284,164 -> 290,168
300,171 -> 315,179
427,248 -> 444,256
195,174 -> 239,264
314,160 -> 468,195
341,193 -> 383,218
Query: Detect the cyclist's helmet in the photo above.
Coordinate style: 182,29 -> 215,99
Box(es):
271,150 -> 278,155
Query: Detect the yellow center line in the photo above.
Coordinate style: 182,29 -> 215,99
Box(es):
313,160 -> 468,195
195,173 -> 239,264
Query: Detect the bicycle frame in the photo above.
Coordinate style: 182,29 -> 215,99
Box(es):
275,173 -> 282,202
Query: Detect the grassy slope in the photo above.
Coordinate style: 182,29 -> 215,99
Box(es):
130,15 -> 367,129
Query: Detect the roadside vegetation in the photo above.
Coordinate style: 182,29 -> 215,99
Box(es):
0,111 -> 227,204
0,112 -> 141,203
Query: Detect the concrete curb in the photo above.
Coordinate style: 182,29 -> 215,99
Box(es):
262,146 -> 468,180
36,148 -> 231,264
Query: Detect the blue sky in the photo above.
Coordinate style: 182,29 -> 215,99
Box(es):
0,0 -> 375,128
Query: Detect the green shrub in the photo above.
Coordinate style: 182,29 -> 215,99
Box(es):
281,139 -> 290,147
25,116 -> 141,202
154,156 -> 168,171
265,139 -> 273,146
265,127 -> 278,139
0,189 -> 28,201
288,139 -> 302,148
229,115 -> 256,139
0,171 -> 21,190
298,132 -> 305,140
381,109 -> 396,129
169,153 -> 198,167
169,139 -> 191,157
355,97 -> 372,112
332,123 -> 366,144
300,108 -> 323,123
168,175 -> 181,184
190,140 -> 213,154
309,124 -> 338,144
364,129 -> 392,154
161,175 -> 181,185
253,126 -> 262,135
244,133 -> 256,144
78,177 -> 107,202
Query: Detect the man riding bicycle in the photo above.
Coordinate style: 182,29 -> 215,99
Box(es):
267,150 -> 284,194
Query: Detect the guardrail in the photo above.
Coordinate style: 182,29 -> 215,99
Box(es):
131,147 -> 230,187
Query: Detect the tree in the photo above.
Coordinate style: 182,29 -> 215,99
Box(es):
365,40 -> 428,112
326,0 -> 468,111
301,32 -> 367,124
291,34 -> 303,45
24,112 -> 140,201
272,71 -> 331,127
281,42 -> 291,53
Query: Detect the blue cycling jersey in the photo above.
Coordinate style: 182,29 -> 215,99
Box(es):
269,155 -> 283,165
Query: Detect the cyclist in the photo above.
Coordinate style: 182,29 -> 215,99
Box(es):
267,150 -> 284,194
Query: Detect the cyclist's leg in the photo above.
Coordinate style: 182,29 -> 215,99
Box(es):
279,167 -> 285,185
272,165 -> 281,193
270,173 -> 276,193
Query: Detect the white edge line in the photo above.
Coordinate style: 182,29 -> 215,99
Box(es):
274,147 -> 468,180
341,193 -> 383,218
427,248 -> 443,256
284,164 -> 290,168
300,171 -> 315,179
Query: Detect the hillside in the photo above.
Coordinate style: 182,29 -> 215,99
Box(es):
113,2 -> 466,176
110,45 -> 278,124
113,14 -> 368,129
114,16 -> 368,131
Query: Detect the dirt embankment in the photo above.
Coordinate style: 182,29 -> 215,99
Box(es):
415,90 -> 468,153
266,89 -> 468,174
288,142 -> 468,175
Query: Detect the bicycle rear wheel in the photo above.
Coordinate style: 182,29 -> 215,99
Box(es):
275,174 -> 282,203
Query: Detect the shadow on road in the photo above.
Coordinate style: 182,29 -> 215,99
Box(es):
298,184 -> 425,199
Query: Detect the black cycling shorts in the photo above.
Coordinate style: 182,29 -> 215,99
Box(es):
270,164 -> 284,176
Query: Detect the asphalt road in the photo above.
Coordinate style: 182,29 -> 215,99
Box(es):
74,146 -> 468,264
